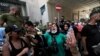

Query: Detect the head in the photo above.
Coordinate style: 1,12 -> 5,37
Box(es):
47,22 -> 52,29
60,16 -> 64,22
10,28 -> 20,38
5,26 -> 20,39
5,26 -> 13,36
66,20 -> 71,24
9,6 -> 19,15
61,16 -> 64,19
50,23 -> 59,34
24,21 -> 35,33
63,23 -> 70,31
90,6 -> 100,22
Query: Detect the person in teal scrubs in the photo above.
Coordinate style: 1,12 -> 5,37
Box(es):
44,23 -> 67,56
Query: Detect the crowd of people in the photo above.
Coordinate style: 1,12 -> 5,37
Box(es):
0,5 -> 100,56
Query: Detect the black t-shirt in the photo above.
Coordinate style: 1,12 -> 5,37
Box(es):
81,24 -> 100,47
9,38 -> 28,56
72,25 -> 78,37
34,34 -> 44,47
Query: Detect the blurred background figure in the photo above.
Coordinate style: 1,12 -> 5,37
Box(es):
0,26 -> 5,55
46,22 -> 52,33
0,6 -> 23,29
59,16 -> 65,29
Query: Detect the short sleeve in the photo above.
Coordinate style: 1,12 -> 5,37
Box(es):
81,25 -> 89,37
73,26 -> 78,37
0,14 -> 8,22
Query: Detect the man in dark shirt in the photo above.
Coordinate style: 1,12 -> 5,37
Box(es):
24,21 -> 46,56
81,6 -> 100,56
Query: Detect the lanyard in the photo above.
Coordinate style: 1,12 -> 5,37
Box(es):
51,35 -> 57,45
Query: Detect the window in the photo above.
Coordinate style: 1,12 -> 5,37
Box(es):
40,5 -> 45,15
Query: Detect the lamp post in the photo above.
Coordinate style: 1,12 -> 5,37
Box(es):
55,3 -> 62,25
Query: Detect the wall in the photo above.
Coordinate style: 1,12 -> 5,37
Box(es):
47,3 -> 73,22
20,0 -> 41,22
38,0 -> 49,25
20,0 -> 100,24
20,0 -> 73,25
63,7 -> 73,20
20,0 -> 50,25
47,3 -> 57,22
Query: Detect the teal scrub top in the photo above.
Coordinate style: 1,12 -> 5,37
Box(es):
44,32 -> 67,56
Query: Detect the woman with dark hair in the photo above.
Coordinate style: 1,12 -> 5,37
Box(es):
2,26 -> 29,56
43,23 -> 74,56
61,23 -> 70,34
61,23 -> 72,56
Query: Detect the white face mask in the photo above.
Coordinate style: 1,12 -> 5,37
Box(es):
51,29 -> 57,34
47,30 -> 50,32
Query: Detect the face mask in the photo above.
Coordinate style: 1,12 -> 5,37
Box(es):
47,30 -> 50,32
51,29 -> 57,34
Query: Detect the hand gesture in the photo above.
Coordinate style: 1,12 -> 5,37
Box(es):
66,29 -> 76,47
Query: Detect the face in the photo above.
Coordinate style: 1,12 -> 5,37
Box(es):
48,23 -> 52,29
51,24 -> 57,30
91,13 -> 100,21
51,24 -> 57,33
24,24 -> 28,29
11,31 -> 19,38
61,16 -> 64,19
24,24 -> 35,33
10,7 -> 18,14
64,24 -> 68,30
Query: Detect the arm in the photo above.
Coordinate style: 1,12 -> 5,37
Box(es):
82,36 -> 87,51
0,14 -> 7,26
66,29 -> 77,48
81,25 -> 88,55
29,35 -> 38,44
0,19 -> 4,26
2,43 -> 10,56
17,48 -> 29,56
31,39 -> 38,44
66,32 -> 80,56
25,33 -> 38,44
82,36 -> 88,55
